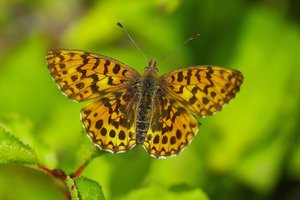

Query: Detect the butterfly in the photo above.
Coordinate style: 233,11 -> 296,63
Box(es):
46,49 -> 243,158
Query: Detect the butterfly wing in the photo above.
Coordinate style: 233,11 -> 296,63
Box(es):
143,90 -> 199,158
143,66 -> 243,158
159,66 -> 243,116
47,49 -> 141,153
46,49 -> 141,101
81,86 -> 139,153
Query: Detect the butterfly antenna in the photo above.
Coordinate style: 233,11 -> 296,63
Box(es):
117,22 -> 148,62
157,33 -> 200,64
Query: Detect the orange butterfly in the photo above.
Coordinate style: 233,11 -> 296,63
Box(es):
46,49 -> 243,158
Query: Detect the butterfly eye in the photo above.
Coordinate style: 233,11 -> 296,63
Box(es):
144,59 -> 158,74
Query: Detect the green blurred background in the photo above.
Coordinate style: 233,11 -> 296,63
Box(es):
1,0 -> 300,199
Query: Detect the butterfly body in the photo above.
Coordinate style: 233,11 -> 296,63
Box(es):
46,49 -> 243,158
136,59 -> 159,144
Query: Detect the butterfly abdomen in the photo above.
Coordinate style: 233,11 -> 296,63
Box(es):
136,72 -> 158,144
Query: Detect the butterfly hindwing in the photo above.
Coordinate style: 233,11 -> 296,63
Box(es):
143,91 -> 199,158
81,86 -> 139,153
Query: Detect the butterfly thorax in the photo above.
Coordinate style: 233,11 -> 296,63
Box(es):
136,59 -> 159,144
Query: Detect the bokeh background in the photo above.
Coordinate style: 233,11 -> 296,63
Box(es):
1,0 -> 300,199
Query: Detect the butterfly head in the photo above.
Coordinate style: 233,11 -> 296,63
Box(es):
144,59 -> 158,75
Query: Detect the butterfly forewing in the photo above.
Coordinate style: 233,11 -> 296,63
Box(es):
159,66 -> 243,117
46,49 -> 140,102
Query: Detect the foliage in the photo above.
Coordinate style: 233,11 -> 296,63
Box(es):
0,128 -> 38,165
0,0 -> 300,199
0,123 -> 104,200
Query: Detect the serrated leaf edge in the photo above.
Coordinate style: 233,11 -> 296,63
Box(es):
0,144 -> 38,164
0,127 -> 38,164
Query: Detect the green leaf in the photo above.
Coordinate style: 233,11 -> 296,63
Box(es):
66,176 -> 79,200
66,176 -> 105,200
0,127 -> 38,165
120,184 -> 209,200
0,114 -> 58,168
